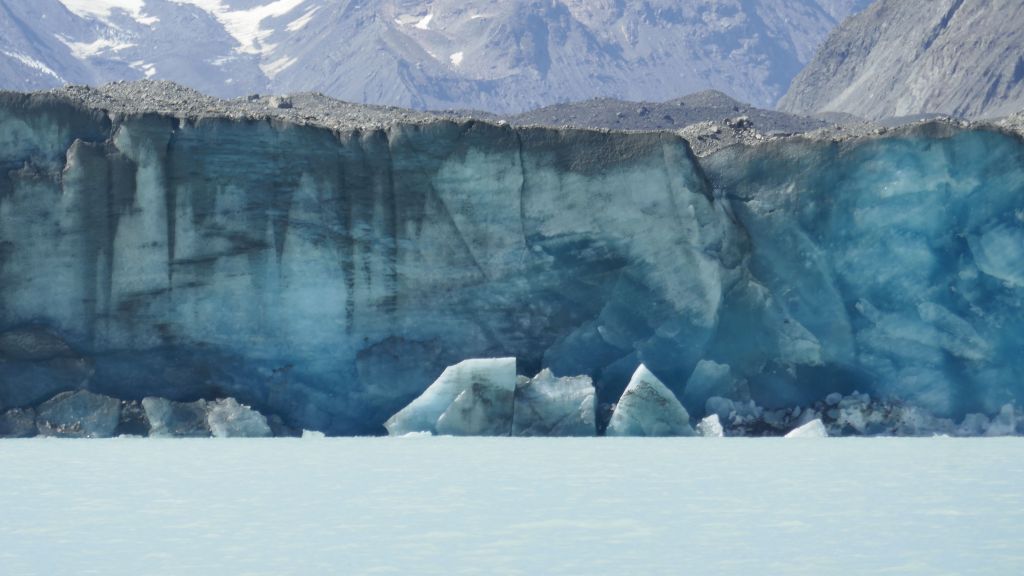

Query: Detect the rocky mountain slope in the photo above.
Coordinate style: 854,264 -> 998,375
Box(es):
1,0 -> 870,112
780,0 -> 1024,120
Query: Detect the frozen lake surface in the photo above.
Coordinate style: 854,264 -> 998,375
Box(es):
1,437 -> 1022,575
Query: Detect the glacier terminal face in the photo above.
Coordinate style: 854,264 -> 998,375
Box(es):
1,92 -> 1022,434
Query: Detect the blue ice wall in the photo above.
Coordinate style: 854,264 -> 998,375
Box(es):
1,94 -> 1022,432
702,126 -> 1024,417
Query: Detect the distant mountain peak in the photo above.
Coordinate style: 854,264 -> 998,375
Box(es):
0,0 -> 871,113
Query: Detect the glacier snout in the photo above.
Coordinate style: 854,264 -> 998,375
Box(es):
1,94 -> 1023,434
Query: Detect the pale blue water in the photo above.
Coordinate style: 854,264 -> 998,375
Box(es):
1,438 -> 1022,575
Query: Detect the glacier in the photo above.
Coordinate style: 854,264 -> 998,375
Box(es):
1,91 -> 1023,435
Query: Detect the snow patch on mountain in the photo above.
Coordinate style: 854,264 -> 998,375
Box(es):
172,0 -> 306,55
5,1 -> 872,112
60,0 -> 159,27
1,51 -> 63,80
285,6 -> 318,32
58,36 -> 134,59
414,13 -> 433,30
263,56 -> 297,78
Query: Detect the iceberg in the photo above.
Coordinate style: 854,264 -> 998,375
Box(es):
206,398 -> 272,438
35,390 -> 121,438
512,369 -> 596,437
697,414 -> 724,437
784,419 -> 828,438
606,365 -> 695,437
142,397 -> 211,438
385,358 -> 516,436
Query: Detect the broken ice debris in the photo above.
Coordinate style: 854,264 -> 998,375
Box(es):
512,369 -> 596,437
784,419 -> 828,438
606,365 -> 694,437
697,414 -> 724,437
142,397 -> 211,438
36,390 -> 121,438
207,398 -> 272,438
385,358 -> 516,436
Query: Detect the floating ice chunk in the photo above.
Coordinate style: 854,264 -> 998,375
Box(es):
697,414 -> 724,437
784,419 -> 828,438
36,390 -> 121,438
0,407 -> 36,438
142,397 -> 210,437
207,398 -> 272,438
436,374 -> 516,436
512,369 -> 596,437
301,429 -> 326,439
606,365 -> 694,437
385,358 -> 516,436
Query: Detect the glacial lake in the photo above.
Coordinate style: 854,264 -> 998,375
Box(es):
1,437 -> 1022,575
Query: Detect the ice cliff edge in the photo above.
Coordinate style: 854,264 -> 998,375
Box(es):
2,84 -> 1023,434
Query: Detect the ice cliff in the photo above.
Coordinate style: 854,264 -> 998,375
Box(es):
1,88 -> 1023,435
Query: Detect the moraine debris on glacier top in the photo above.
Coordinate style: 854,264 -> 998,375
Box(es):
7,80 -> 1023,157
26,80 -> 469,132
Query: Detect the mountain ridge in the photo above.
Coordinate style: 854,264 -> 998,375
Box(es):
779,0 -> 1024,120
0,0 -> 872,113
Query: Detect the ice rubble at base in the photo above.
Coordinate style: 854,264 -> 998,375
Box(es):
36,390 -> 120,438
513,369 -> 596,437
383,358 -> 1024,438
0,390 -> 281,438
383,359 -> 701,438
207,398 -> 273,438
706,392 -> 1024,437
784,419 -> 828,438
606,365 -> 695,437
385,358 -> 598,437
143,396 -> 273,438
697,414 -> 724,437
385,358 -> 518,436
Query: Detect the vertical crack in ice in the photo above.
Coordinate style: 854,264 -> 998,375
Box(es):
514,129 -> 529,255
164,125 -> 178,287
428,179 -> 488,282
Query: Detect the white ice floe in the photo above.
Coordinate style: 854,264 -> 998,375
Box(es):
784,419 -> 828,438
